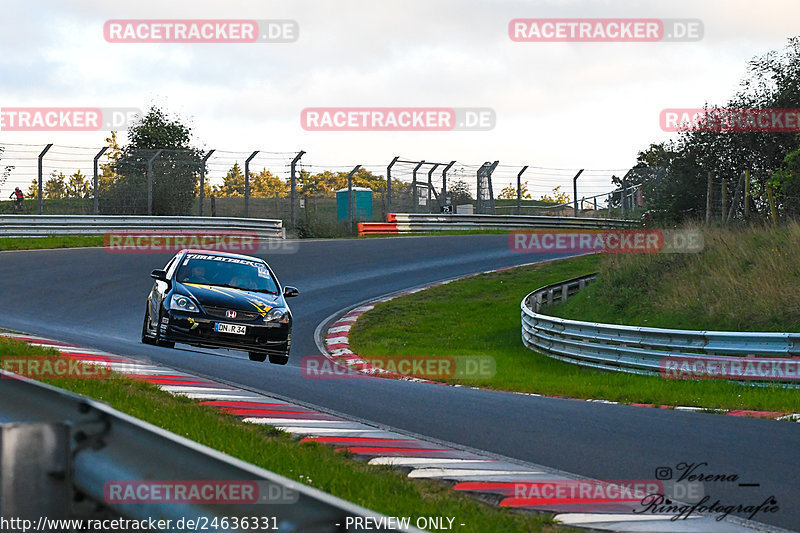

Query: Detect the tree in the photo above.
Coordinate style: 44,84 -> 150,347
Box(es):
105,106 -> 203,215
498,181 -> 531,200
251,169 -> 288,198
44,171 -> 67,199
769,144 -> 800,217
448,179 -> 473,205
540,186 -> 570,204
217,163 -> 246,197
65,170 -> 90,199
0,146 -> 12,194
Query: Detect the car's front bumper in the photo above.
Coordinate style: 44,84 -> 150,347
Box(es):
160,310 -> 291,354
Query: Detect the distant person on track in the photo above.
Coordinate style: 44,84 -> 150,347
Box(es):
9,187 -> 24,212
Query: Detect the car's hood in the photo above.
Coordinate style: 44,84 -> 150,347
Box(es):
177,282 -> 284,316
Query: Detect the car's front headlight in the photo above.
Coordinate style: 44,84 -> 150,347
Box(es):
265,308 -> 290,324
169,294 -> 199,313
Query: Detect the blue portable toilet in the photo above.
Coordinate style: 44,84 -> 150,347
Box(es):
336,187 -> 373,220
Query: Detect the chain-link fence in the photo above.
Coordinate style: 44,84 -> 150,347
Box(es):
0,142 -> 631,236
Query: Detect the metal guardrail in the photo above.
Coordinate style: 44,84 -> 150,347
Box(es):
358,213 -> 638,235
521,274 -> 800,382
0,215 -> 285,239
0,373 -> 421,532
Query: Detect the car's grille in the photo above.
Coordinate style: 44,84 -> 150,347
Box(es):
204,307 -> 262,322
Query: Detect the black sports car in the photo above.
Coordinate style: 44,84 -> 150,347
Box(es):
141,249 -> 298,365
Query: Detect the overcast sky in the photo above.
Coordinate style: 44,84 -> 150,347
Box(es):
1,0 -> 799,198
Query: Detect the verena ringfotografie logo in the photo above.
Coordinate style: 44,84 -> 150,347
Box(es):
0,107 -> 140,132
509,230 -> 703,254
301,355 -> 496,380
104,480 -> 298,504
661,108 -> 800,133
104,20 -> 298,43
509,19 -> 703,42
1,356 -> 112,380
300,108 -> 495,131
660,356 -> 800,381
103,231 -> 299,254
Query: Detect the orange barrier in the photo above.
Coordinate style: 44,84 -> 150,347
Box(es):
357,222 -> 398,236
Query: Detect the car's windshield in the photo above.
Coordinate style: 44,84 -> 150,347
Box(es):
175,253 -> 278,293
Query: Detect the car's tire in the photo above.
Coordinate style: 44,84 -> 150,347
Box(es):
141,309 -> 157,345
268,353 -> 289,365
248,351 -> 267,362
153,308 -> 175,349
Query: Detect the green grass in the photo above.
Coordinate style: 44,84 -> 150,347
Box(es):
549,223 -> 800,332
0,337 -> 570,533
0,235 -> 104,251
348,252 -> 800,413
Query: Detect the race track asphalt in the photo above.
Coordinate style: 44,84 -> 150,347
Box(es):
0,235 -> 797,529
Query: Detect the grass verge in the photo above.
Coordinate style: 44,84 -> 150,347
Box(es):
0,235 -> 104,251
348,252 -> 800,413
0,336 -> 569,533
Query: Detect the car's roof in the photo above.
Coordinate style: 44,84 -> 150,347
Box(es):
179,249 -> 264,262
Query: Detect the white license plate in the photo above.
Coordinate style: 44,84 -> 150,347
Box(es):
215,323 -> 246,335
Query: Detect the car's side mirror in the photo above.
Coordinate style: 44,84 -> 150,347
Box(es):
283,286 -> 299,298
150,269 -> 168,282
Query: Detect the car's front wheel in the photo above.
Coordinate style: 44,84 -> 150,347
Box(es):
141,308 -> 157,345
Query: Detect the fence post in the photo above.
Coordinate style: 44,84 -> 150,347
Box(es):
441,161 -> 455,204
517,165 -> 528,215
146,149 -> 163,216
92,146 -> 108,215
244,151 -> 259,218
721,179 -> 728,223
572,169 -> 584,217
744,170 -> 750,219
427,163 -> 440,213
705,171 -> 713,224
200,149 -> 215,217
290,150 -> 305,228
412,161 -> 425,213
622,176 -> 628,218
37,144 -> 53,215
387,156 -> 399,213
347,165 -> 361,224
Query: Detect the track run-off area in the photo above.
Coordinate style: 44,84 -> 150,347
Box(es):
1,235 -> 798,530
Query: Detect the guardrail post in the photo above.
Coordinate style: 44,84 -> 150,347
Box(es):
517,165 -> 528,215
146,149 -> 163,216
442,161 -> 455,206
244,151 -> 259,218
37,143 -> 53,215
93,146 -> 108,215
572,169 -> 584,217
561,284 -> 568,301
199,149 -> 215,217
387,156 -> 399,213
347,165 -> 361,224
290,150 -> 305,228
427,163 -> 440,213
412,161 -> 425,213
0,422 -> 71,519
